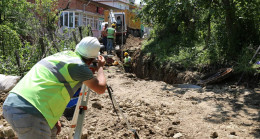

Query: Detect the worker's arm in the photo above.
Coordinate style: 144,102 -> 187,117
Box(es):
113,30 -> 116,43
83,55 -> 107,94
114,30 -> 116,38
101,30 -> 104,37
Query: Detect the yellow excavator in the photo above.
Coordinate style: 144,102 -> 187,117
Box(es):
103,9 -> 142,45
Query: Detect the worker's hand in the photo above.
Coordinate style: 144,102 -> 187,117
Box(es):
97,55 -> 106,68
55,121 -> 61,135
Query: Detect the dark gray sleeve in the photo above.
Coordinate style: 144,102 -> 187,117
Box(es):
68,63 -> 93,81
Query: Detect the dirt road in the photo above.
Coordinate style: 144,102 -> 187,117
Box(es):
0,61 -> 259,139
58,64 -> 259,139
0,36 -> 259,138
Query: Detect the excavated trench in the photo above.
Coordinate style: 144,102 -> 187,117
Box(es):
129,50 -> 259,88
117,35 -> 259,87
116,35 -> 203,86
130,50 -> 202,85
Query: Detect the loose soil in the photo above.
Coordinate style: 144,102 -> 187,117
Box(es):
0,36 -> 259,139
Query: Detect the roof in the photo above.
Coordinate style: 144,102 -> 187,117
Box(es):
90,0 -> 121,10
92,0 -> 134,5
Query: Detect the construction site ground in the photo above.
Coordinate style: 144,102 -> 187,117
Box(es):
0,36 -> 260,139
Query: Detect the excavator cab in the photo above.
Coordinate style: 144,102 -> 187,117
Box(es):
113,13 -> 126,45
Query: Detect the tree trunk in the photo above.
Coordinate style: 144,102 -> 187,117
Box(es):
222,0 -> 237,58
15,50 -> 23,76
72,31 -> 78,44
205,7 -> 211,49
79,26 -> 83,40
0,13 -> 2,24
39,37 -> 45,58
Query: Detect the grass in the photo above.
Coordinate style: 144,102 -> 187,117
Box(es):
141,36 -> 210,69
140,35 -> 258,74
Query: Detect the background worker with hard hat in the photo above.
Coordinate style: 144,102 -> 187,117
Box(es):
106,23 -> 116,54
2,37 -> 107,139
123,52 -> 132,73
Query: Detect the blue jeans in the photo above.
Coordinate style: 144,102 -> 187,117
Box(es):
102,36 -> 107,50
3,105 -> 57,139
107,38 -> 114,52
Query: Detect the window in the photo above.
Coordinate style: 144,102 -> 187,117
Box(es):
64,12 -> 68,27
91,18 -> 94,29
69,12 -> 73,27
94,19 -> 98,30
98,21 -> 103,30
87,18 -> 90,26
83,14 -> 87,26
60,11 -> 74,28
75,13 -> 79,27
87,17 -> 94,29
59,11 -> 99,28
59,12 -> 63,27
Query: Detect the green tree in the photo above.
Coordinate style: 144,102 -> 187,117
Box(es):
0,0 -> 92,76
0,25 -> 23,75
139,0 -> 259,66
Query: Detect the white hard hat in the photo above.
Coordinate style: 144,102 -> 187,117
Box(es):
75,37 -> 100,58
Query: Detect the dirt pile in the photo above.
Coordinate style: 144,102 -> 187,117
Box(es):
122,35 -> 142,52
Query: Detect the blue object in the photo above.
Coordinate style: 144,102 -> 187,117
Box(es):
73,88 -> 81,97
256,61 -> 260,65
66,97 -> 79,108
66,88 -> 81,108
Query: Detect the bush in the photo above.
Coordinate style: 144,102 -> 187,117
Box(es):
0,25 -> 23,75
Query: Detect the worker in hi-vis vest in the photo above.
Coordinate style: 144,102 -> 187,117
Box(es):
3,37 -> 107,139
123,52 -> 132,73
106,23 -> 116,54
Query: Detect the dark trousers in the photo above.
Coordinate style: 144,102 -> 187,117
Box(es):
103,36 -> 107,50
124,66 -> 131,73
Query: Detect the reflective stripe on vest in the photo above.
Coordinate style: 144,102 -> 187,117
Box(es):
38,60 -> 82,98
11,51 -> 86,128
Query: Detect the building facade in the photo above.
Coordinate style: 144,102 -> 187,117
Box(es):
27,0 -> 138,38
58,0 -> 121,38
92,0 -> 131,10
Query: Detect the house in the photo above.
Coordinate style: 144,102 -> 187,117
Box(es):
27,0 -> 138,38
92,0 -> 135,10
57,0 -> 121,38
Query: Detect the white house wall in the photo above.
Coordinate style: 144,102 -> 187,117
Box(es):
101,2 -> 129,10
59,10 -> 104,38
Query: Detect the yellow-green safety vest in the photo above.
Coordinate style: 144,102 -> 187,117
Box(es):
107,27 -> 115,39
11,51 -> 84,128
124,56 -> 131,67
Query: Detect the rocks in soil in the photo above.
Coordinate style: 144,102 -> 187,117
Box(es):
166,127 -> 178,137
92,102 -> 103,110
0,126 -> 15,138
81,130 -> 88,139
230,131 -> 236,136
172,121 -> 181,125
210,132 -> 218,138
173,132 -> 183,138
